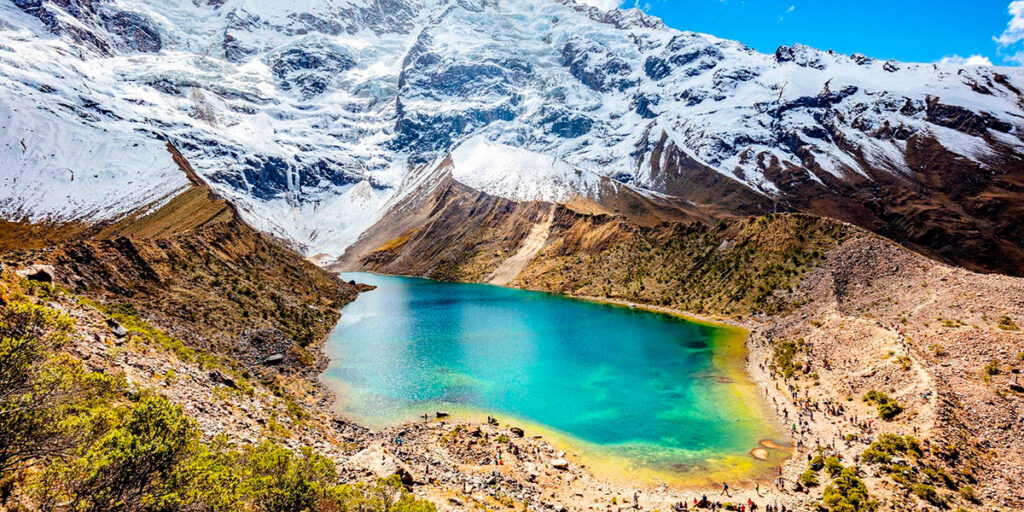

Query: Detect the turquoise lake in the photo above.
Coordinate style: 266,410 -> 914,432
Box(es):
322,272 -> 786,482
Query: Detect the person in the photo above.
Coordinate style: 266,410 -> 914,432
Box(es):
395,436 -> 403,446
721,482 -> 730,496
756,482 -> 761,496
634,492 -> 640,510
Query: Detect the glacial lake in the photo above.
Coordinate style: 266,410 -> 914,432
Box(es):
322,272 -> 788,484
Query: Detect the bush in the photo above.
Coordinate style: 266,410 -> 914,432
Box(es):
825,457 -> 844,478
800,469 -> 819,487
997,316 -> 1019,331
911,483 -> 944,507
959,485 -> 978,504
771,341 -> 801,378
861,434 -> 922,464
863,390 -> 903,420
822,468 -> 878,512
984,359 -> 1000,376
809,454 -> 825,471
0,301 -> 121,475
33,393 -> 198,511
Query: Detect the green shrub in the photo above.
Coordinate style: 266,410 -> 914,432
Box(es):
822,468 -> 878,512
825,457 -> 844,478
984,359 -> 1000,376
809,454 -> 825,471
959,485 -> 978,504
922,465 -> 956,489
32,393 -> 198,511
997,316 -> 1019,331
771,341 -> 801,378
861,434 -> 922,464
0,301 -> 121,475
911,483 -> 944,507
800,469 -> 819,487
863,390 -> 903,420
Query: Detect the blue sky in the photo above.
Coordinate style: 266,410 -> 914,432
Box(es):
594,0 -> 1024,66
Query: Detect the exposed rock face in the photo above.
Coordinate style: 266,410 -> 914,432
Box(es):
4,145 -> 357,369
16,264 -> 56,283
350,446 -> 417,484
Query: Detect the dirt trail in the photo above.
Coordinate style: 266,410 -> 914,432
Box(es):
488,206 -> 555,286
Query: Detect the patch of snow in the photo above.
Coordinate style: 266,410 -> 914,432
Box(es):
449,136 -> 600,203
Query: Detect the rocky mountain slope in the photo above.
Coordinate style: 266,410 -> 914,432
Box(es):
2,140 -> 358,370
4,0 -> 1024,274
341,191 -> 1024,509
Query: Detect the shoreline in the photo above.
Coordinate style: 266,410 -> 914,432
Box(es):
321,272 -> 798,491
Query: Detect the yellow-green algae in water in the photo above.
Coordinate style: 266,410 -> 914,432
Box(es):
323,273 -> 790,486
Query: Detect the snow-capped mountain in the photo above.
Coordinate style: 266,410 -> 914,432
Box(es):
3,0 -> 1024,272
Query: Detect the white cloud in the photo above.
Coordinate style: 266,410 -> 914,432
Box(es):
939,54 -> 994,66
778,5 -> 795,22
576,0 -> 621,10
996,1 -> 1024,46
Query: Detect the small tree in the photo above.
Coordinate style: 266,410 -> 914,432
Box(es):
35,394 -> 198,512
822,468 -> 878,512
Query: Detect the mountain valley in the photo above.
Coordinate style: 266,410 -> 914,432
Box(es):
2,0 -> 1024,511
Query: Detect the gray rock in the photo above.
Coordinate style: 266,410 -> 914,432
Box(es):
16,264 -> 55,283
209,370 -> 236,388
262,353 -> 285,365
106,319 -> 128,338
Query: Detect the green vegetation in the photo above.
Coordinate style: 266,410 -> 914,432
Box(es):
824,456 -> 844,478
0,272 -> 435,512
959,485 -> 978,504
800,469 -> 819,487
858,434 -> 966,507
997,316 -> 1019,331
770,340 -> 802,379
518,214 -> 850,316
822,468 -> 877,512
863,390 -> 903,420
984,359 -> 1000,376
910,483 -> 944,507
861,434 -> 922,464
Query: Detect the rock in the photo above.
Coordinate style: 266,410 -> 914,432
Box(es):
510,427 -> 525,437
262,353 -> 285,365
350,446 -> 417,484
106,319 -> 128,338
550,458 -> 569,470
16,264 -> 56,283
448,497 -> 464,506
436,411 -> 450,418
209,370 -> 236,388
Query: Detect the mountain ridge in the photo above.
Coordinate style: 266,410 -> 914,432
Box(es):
4,0 -> 1024,274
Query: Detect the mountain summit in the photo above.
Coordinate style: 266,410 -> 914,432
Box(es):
3,0 -> 1024,273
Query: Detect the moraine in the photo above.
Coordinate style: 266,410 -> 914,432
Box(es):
322,272 -> 789,483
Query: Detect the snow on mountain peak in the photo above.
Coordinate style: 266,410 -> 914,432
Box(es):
448,136 -> 599,203
3,0 -> 1024,261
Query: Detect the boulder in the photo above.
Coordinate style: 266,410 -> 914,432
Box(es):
350,445 -> 417,485
16,264 -> 55,283
262,353 -> 285,366
106,319 -> 128,338
550,458 -> 569,470
510,427 -> 525,437
435,411 -> 450,418
209,370 -> 236,388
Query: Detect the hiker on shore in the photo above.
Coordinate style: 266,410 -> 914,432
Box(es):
721,482 -> 730,496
